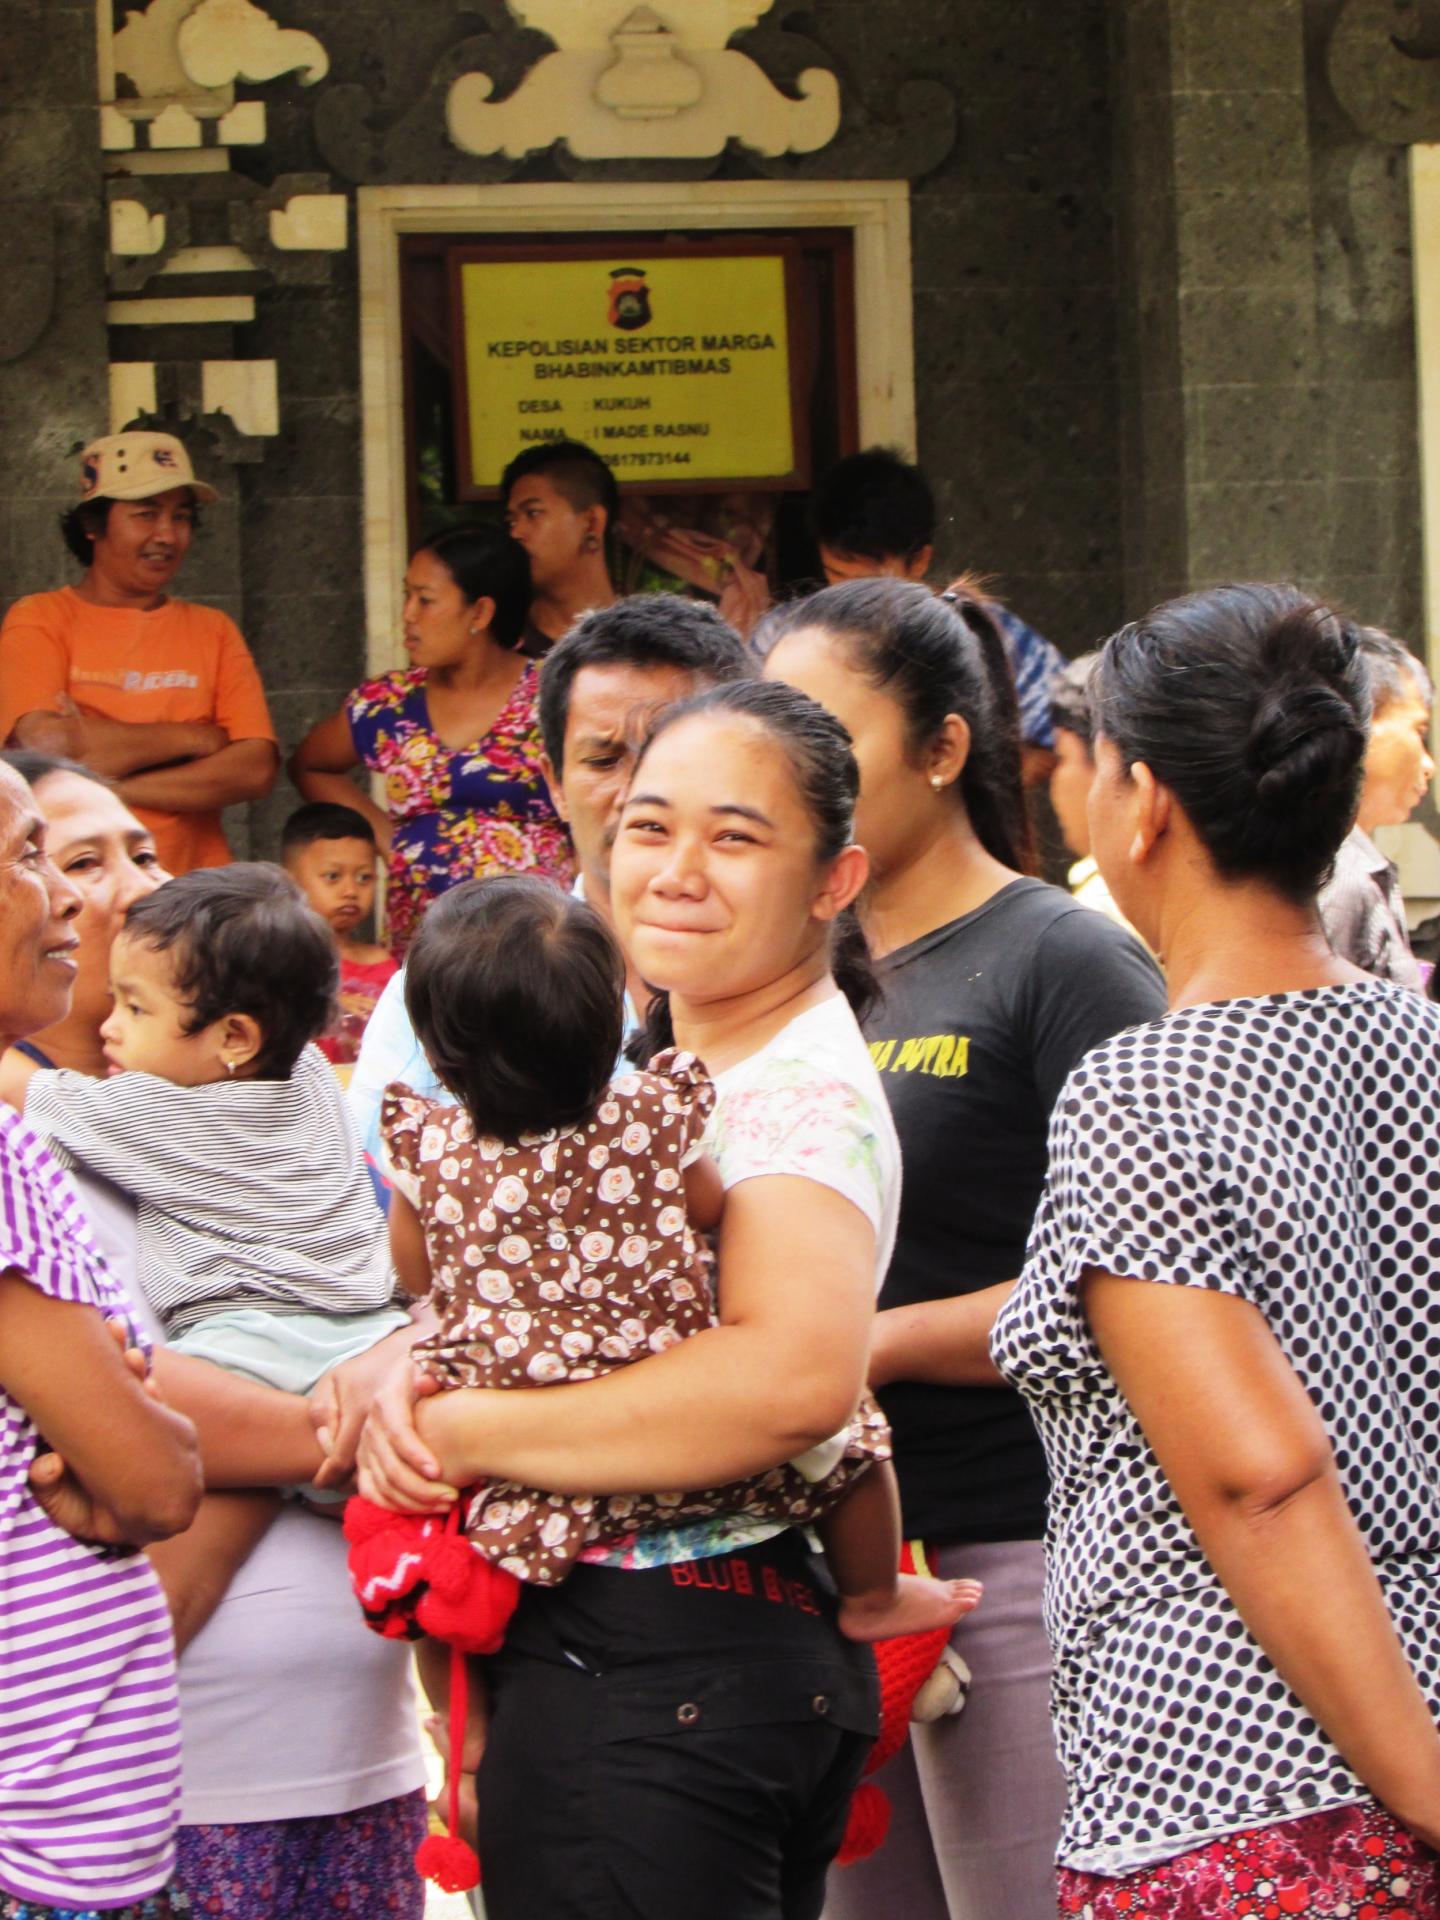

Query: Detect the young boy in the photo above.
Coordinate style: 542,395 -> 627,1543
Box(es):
25,863 -> 406,1392
282,802 -> 398,1071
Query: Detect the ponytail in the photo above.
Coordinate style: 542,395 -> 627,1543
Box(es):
941,579 -> 1035,876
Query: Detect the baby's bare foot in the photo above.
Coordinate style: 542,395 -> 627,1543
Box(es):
837,1574 -> 983,1644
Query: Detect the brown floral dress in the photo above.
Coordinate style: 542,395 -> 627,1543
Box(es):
382,1050 -> 887,1584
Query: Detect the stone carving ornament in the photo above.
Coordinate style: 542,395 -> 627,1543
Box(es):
111,0 -> 329,109
1329,0 -> 1440,143
447,0 -> 841,159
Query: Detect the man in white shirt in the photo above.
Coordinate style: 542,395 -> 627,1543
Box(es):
349,594 -> 751,1163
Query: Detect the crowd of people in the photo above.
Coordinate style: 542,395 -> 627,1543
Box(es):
0,427 -> 1437,1920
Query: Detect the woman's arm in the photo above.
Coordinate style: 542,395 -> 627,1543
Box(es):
150,1349 -> 325,1487
1086,1272 -> 1440,1848
868,1284 -> 1013,1388
0,1272 -> 201,1545
147,1491 -> 279,1653
11,704 -> 228,776
289,706 -> 392,851
359,1177 -> 876,1510
118,737 -> 279,812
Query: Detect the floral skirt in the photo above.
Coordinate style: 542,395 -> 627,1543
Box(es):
171,1789 -> 427,1920
1058,1800 -> 1440,1918
0,1892 -> 188,1919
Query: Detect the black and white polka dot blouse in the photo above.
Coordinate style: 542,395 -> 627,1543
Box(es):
992,981 -> 1440,1875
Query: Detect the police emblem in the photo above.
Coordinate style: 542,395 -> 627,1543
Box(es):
608,266 -> 651,331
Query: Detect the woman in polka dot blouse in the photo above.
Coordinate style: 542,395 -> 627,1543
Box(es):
993,583 -> 1440,1918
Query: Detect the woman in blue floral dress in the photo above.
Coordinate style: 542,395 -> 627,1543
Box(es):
291,525 -> 572,956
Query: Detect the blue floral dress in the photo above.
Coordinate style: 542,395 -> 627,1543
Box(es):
347,663 -> 572,956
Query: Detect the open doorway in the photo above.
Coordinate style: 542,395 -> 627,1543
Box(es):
400,226 -> 858,602
357,181 -> 914,675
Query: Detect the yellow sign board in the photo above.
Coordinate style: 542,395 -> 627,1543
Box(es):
454,249 -> 799,491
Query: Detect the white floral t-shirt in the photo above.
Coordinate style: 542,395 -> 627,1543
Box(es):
585,993 -> 901,1569
705,993 -> 900,1288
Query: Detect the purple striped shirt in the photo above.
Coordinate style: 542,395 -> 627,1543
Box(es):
0,1106 -> 180,1907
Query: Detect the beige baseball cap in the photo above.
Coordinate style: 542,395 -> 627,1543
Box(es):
78,432 -> 219,505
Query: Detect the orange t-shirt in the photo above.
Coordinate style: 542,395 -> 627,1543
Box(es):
0,587 -> 276,874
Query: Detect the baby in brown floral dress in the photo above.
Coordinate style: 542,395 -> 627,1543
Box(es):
379,875 -> 979,1640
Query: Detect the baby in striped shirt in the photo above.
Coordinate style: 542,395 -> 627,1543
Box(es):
25,863 -> 408,1404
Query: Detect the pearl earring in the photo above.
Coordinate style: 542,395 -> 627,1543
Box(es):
930,775 -> 945,791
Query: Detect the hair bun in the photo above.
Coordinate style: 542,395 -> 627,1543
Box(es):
1245,681 -> 1364,809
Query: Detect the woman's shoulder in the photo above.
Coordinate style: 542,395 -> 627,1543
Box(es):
0,585 -> 76,634
1060,979 -> 1440,1121
0,1106 -> 114,1300
347,666 -> 425,720
710,999 -> 897,1168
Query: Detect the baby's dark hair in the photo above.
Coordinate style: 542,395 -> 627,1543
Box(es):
1094,583 -> 1370,904
281,801 -> 378,855
122,863 -> 338,1078
404,875 -> 624,1141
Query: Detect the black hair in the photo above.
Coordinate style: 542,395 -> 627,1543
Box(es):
58,494 -> 204,569
281,802 -> 378,855
812,447 -> 936,566
416,522 -> 531,651
625,677 -> 879,1064
1093,583 -> 1370,905
538,592 -> 752,775
0,749 -> 114,794
768,575 -> 1035,875
405,874 -> 624,1141
1049,651 -> 1100,746
60,500 -> 112,568
1356,625 -> 1434,713
122,864 -> 337,1078
500,438 -> 621,531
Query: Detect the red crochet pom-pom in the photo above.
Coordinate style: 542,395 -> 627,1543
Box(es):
414,1832 -> 481,1893
416,1548 -> 519,1657
836,1781 -> 892,1867
342,1495 -> 401,1547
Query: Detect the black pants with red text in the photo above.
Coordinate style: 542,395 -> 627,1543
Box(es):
475,1529 -> 878,1920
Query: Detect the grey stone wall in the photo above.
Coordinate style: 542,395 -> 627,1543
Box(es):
1110,0 -> 1423,643
0,0 -> 108,602
874,0 -> 1123,656
0,0 -> 1430,866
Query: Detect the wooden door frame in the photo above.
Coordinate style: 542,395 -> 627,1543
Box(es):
357,179 -> 915,676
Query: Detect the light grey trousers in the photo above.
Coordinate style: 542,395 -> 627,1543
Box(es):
822,1538 -> 1065,1920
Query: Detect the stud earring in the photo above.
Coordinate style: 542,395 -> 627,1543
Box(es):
224,1058 -> 236,1077
930,774 -> 945,791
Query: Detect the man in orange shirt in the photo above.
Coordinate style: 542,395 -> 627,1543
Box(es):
0,432 -> 278,873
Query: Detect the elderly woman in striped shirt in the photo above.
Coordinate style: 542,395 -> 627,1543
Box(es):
0,755 -> 202,1918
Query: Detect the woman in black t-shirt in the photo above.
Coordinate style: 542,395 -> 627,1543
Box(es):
765,580 -> 1164,1920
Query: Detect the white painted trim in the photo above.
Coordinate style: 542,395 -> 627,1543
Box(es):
105,293 -> 256,324
356,179 -> 914,676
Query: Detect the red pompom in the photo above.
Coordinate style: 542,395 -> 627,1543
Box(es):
415,1544 -> 520,1656
342,1495 -> 398,1546
414,1832 -> 482,1893
836,1782 -> 892,1866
